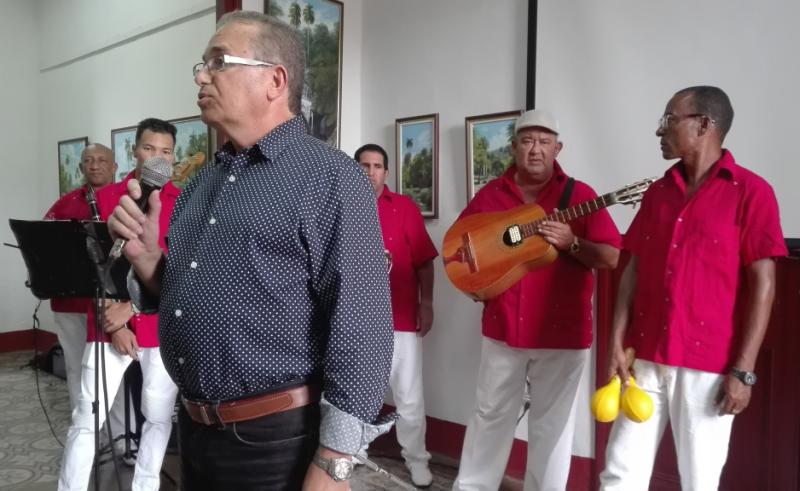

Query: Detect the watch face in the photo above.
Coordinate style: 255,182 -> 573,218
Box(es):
332,459 -> 353,480
744,373 -> 756,385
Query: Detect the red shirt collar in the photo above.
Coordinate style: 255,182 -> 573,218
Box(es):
668,149 -> 738,186
498,160 -> 567,202
378,184 -> 395,202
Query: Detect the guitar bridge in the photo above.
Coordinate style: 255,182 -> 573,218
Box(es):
443,232 -> 479,273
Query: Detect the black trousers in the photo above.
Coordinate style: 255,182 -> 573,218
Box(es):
178,403 -> 320,490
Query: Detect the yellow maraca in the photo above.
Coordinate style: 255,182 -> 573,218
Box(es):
591,374 -> 621,422
592,348 -> 654,423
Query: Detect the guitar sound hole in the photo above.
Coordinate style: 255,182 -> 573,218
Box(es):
503,225 -> 523,247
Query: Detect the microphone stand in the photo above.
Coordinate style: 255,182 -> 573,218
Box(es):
85,186 -> 124,491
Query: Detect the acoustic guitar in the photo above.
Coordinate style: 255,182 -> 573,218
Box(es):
442,177 -> 655,300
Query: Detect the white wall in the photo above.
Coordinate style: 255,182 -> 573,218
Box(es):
0,1 -> 43,333
537,0 -> 800,236
359,0 -> 535,441
0,1 -> 216,334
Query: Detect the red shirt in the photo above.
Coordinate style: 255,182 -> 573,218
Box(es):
624,150 -> 787,373
44,185 -> 95,313
86,172 -> 181,347
377,186 -> 439,332
461,163 -> 621,349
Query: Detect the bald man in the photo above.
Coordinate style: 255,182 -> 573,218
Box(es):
45,143 -> 117,411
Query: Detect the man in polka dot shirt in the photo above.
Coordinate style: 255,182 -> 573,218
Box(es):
109,11 -> 394,490
356,143 -> 438,488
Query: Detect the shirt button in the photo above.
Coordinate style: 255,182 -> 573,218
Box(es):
695,341 -> 700,346
209,217 -> 217,224
677,217 -> 683,222
672,243 -> 678,248
228,175 -> 236,182
190,261 -> 198,269
665,297 -> 669,302
175,309 -> 182,317
178,357 -> 185,365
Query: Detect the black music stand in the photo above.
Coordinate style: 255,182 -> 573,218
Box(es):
9,219 -> 133,490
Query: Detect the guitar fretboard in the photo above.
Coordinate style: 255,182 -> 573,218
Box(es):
519,192 -> 614,239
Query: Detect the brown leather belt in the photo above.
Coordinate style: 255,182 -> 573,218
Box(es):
182,385 -> 320,426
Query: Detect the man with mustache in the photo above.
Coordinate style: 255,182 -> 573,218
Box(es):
453,109 -> 621,491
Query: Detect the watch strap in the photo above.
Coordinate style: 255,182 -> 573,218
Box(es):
312,452 -> 353,482
730,367 -> 757,386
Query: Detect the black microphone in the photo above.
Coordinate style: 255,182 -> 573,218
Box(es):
107,157 -> 172,261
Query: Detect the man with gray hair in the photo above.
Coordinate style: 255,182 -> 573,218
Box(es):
108,11 -> 393,490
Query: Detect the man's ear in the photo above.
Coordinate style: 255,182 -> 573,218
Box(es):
266,65 -> 289,102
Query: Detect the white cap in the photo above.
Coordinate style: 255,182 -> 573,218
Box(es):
514,109 -> 559,135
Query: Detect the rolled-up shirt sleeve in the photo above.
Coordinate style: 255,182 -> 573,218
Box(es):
303,157 -> 394,454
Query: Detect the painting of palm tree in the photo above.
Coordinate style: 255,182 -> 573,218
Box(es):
111,125 -> 138,182
396,114 -> 439,219
465,110 -> 521,201
266,0 -> 343,147
57,137 -> 88,196
169,115 -> 210,188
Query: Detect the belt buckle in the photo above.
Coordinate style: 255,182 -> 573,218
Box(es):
194,400 -> 224,428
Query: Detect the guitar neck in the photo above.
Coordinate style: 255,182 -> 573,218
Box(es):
521,192 -> 614,238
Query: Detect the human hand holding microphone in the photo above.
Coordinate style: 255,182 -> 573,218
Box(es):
107,157 -> 170,295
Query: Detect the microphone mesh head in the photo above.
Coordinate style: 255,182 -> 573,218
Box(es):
140,157 -> 173,188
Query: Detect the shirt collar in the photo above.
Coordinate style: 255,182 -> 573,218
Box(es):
214,115 -> 308,166
499,160 -> 567,198
378,185 -> 394,202
667,149 -> 738,183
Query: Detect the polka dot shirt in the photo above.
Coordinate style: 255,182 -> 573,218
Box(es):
156,116 -> 394,451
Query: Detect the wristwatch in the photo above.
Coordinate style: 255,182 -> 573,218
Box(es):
312,451 -> 354,482
569,236 -> 580,254
730,367 -> 757,386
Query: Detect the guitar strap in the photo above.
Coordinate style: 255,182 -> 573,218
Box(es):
558,177 -> 575,210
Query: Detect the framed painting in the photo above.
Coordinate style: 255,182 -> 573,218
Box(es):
110,125 -> 138,183
57,137 -> 89,196
169,115 -> 210,187
265,0 -> 343,147
396,113 -> 439,219
465,110 -> 521,200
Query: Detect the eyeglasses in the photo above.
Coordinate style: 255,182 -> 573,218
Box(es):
193,54 -> 276,77
657,113 -> 717,131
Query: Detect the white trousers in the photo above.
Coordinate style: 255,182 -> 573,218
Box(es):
58,343 -> 178,491
389,331 -> 431,465
453,338 -> 588,491
53,313 -> 88,410
54,312 -> 129,441
599,360 -> 735,491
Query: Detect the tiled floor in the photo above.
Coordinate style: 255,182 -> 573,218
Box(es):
0,350 -> 458,490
